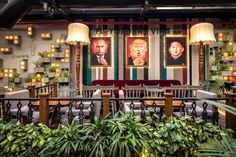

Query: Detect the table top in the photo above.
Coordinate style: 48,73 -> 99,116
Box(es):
143,96 -> 182,107
32,99 -> 71,106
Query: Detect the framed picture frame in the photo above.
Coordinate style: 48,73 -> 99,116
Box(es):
165,36 -> 187,67
90,37 -> 112,67
126,37 -> 149,67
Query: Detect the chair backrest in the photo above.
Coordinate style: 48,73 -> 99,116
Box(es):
98,84 -> 116,97
123,84 -> 143,98
82,85 -> 99,98
4,89 -> 29,109
145,86 -> 165,97
171,85 -> 187,98
171,85 -> 202,98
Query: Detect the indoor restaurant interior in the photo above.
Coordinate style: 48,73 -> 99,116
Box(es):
0,0 -> 236,157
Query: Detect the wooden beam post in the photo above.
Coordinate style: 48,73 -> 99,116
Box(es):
53,82 -> 57,97
39,93 -> 50,126
102,93 -> 110,119
225,93 -> 236,132
164,93 -> 173,117
28,84 -> 35,98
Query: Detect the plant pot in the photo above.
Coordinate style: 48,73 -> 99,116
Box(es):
48,72 -> 55,78
14,77 -> 22,83
58,77 -> 69,83
34,67 -> 44,73
60,63 -> 70,69
39,57 -> 50,63
54,52 -> 64,58
211,66 -> 217,71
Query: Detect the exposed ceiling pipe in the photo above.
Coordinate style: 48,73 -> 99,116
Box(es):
18,20 -> 236,26
55,0 -> 236,8
0,0 -> 38,30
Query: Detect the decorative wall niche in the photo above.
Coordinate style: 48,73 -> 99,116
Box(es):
3,68 -> 15,77
20,59 -> 28,71
4,35 -> 21,46
41,33 -> 52,39
0,47 -> 12,54
27,25 -> 34,37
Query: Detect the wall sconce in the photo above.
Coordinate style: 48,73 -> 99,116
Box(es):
41,33 -> 52,39
0,47 -> 12,54
20,59 -> 28,71
27,25 -> 34,37
4,35 -> 21,46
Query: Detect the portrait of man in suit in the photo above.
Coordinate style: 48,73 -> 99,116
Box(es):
165,36 -> 187,67
126,37 -> 149,67
90,37 -> 111,67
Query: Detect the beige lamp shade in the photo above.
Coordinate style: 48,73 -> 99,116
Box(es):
190,22 -> 216,45
66,23 -> 90,45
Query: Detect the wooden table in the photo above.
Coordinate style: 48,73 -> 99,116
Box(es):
144,96 -> 182,107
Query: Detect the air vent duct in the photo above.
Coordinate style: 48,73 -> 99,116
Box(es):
0,0 -> 35,30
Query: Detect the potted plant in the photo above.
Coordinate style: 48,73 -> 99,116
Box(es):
210,61 -> 228,80
9,72 -> 21,83
39,51 -> 50,63
47,66 -> 57,78
58,70 -> 71,83
23,75 -> 32,88
34,61 -> 44,73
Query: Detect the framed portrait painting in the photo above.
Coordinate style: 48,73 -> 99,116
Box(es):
90,37 -> 112,67
126,37 -> 149,67
165,36 -> 187,67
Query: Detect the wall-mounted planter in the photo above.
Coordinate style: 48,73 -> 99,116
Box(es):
54,52 -> 64,58
34,67 -> 44,73
60,63 -> 69,69
48,72 -> 55,78
58,77 -> 69,83
211,66 -> 217,71
39,57 -> 50,63
14,77 -> 22,83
